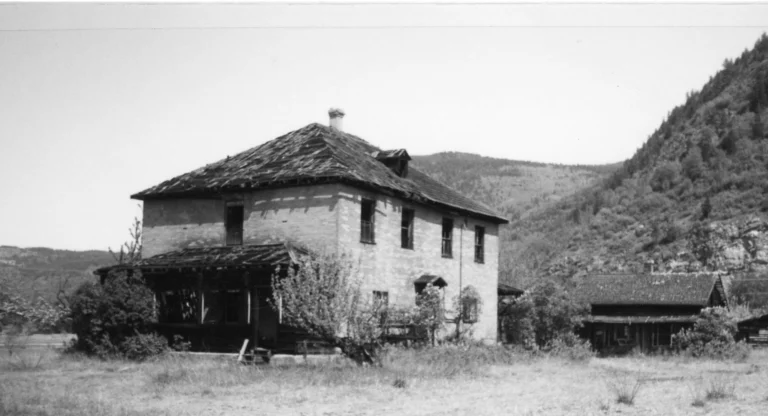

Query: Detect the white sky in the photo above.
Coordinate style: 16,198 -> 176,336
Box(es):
1,2 -> 767,251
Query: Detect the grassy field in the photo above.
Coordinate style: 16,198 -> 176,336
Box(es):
1,345 -> 767,416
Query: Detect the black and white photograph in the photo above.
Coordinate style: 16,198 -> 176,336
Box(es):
2,1 -> 768,414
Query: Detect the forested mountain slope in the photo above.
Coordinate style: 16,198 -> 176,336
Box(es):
411,153 -> 618,220
0,246 -> 111,304
502,34 -> 768,288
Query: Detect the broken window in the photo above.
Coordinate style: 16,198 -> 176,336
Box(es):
441,218 -> 453,258
474,226 -> 485,263
203,289 -> 243,324
158,289 -> 198,324
226,204 -> 244,246
360,199 -> 376,244
401,208 -> 414,249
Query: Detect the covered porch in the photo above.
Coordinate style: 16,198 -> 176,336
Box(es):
99,243 -> 320,354
581,315 -> 695,355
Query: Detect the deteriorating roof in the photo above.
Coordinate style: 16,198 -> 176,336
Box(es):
586,315 -> 698,324
131,123 -> 507,223
372,149 -> 411,161
96,243 -> 308,275
575,273 -> 724,307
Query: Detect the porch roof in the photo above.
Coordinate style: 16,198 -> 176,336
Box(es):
414,274 -> 447,288
95,243 -> 309,275
586,315 -> 698,324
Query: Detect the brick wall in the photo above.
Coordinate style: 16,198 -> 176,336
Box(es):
141,183 -> 500,343
336,184 -> 500,343
142,184 -> 342,257
143,198 -> 226,258
242,184 -> 341,250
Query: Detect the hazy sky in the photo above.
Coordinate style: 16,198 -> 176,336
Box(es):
1,3 -> 767,251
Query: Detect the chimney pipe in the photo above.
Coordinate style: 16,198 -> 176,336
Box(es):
329,108 -> 345,132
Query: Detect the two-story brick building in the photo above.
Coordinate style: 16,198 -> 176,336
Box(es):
101,110 -> 508,352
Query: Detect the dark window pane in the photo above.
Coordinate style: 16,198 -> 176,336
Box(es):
474,226 -> 485,263
442,218 -> 453,258
401,209 -> 414,249
226,205 -> 244,246
361,199 -> 375,243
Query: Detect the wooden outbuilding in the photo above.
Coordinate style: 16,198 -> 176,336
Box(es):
575,273 -> 727,354
737,314 -> 768,346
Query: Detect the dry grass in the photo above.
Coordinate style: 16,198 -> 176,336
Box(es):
2,346 -> 768,416
605,370 -> 644,405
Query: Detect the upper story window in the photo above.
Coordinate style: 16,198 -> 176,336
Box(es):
401,208 -> 415,249
441,218 -> 453,258
474,226 -> 485,264
225,204 -> 244,246
360,199 -> 376,244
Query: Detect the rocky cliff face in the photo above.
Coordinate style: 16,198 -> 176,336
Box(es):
684,215 -> 768,273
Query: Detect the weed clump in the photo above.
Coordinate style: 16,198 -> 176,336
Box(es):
606,371 -> 643,406
704,373 -> 737,400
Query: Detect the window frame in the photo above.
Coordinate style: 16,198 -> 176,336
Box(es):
360,198 -> 376,244
401,208 -> 415,249
474,225 -> 485,264
441,218 -> 453,258
225,203 -> 244,246
461,297 -> 479,323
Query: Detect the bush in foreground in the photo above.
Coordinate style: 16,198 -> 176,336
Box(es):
672,307 -> 750,360
69,270 -> 167,360
500,280 -> 590,348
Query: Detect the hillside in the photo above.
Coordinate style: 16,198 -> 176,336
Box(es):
501,33 -> 768,288
0,246 -> 112,303
411,153 -> 619,220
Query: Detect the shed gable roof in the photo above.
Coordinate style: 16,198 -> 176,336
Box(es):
576,273 -> 724,307
132,123 -> 507,223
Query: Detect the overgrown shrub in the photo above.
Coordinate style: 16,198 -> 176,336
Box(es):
545,333 -> 595,362
413,285 -> 445,346
121,332 -> 168,361
671,307 -> 750,360
69,269 -> 165,359
501,280 -> 589,348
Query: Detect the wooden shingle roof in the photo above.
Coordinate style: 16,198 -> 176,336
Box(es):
132,123 -> 507,223
576,273 -> 724,307
96,243 -> 308,275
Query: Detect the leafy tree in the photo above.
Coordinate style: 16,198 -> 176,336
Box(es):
671,307 -> 749,359
451,285 -> 483,342
719,129 -> 739,155
682,147 -> 704,181
271,252 -> 387,362
698,128 -> 718,163
0,278 -> 69,334
752,111 -> 765,140
650,161 -> 680,192
700,195 -> 712,220
501,280 -> 589,348
413,285 -> 445,346
69,270 -> 166,360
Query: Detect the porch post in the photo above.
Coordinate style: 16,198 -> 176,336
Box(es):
250,284 -> 259,349
196,273 -> 205,325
